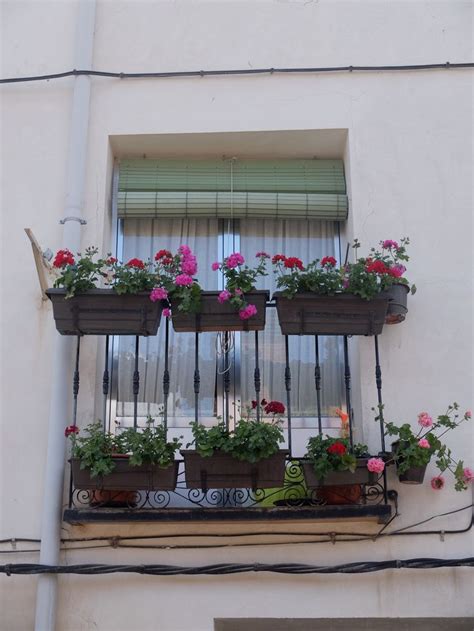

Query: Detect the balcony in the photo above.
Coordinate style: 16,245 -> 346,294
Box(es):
54,294 -> 397,526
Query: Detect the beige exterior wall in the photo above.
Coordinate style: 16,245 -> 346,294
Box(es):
1,1 -> 473,629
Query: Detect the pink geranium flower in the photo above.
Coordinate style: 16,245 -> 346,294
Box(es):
150,287 -> 168,302
418,438 -> 430,449
431,476 -> 445,490
239,304 -> 258,320
178,245 -> 191,256
465,410 -> 472,419
381,240 -> 399,250
218,290 -> 231,303
181,256 -> 197,276
388,264 -> 406,278
225,253 -> 245,269
256,251 -> 270,259
462,467 -> 474,483
418,412 -> 433,428
175,274 -> 194,286
162,308 -> 171,318
211,262 -> 220,271
367,457 -> 385,473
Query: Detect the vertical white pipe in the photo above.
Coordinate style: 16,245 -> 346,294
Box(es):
34,2 -> 96,629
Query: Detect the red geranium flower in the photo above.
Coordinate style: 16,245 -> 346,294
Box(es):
264,400 -> 285,415
272,254 -> 287,264
283,257 -> 304,271
366,260 -> 390,275
126,258 -> 145,269
106,257 -> 117,265
327,441 -> 347,456
321,256 -> 337,268
53,249 -> 75,268
155,249 -> 172,261
64,425 -> 79,437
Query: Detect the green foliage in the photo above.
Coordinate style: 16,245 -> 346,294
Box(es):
54,247 -> 102,298
69,419 -> 181,477
188,418 -> 284,464
305,434 -> 369,480
275,260 -> 342,299
113,264 -> 156,295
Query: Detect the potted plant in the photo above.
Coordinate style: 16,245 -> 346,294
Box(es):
169,251 -> 270,332
272,238 -> 415,335
67,418 -> 182,504
301,434 -> 385,505
349,238 -> 416,324
181,400 -> 288,490
47,247 -> 162,335
381,404 -> 472,489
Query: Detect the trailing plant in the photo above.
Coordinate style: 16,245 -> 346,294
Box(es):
188,399 -> 285,463
376,403 -> 473,491
211,251 -> 269,320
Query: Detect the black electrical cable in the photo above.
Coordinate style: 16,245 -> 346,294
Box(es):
2,557 -> 473,577
1,62 -> 473,85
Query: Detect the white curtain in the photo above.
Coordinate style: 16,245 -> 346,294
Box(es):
239,219 -> 344,421
116,218 -> 219,427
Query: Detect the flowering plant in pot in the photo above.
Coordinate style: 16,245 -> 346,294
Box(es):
302,434 -> 385,504
182,399 -> 287,490
380,403 -> 472,490
66,419 -> 182,495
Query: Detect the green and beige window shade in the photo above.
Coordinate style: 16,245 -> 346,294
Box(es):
117,159 -> 348,220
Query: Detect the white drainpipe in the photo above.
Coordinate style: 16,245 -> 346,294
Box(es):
34,1 -> 96,629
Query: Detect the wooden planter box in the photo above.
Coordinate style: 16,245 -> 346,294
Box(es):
171,290 -> 269,333
302,459 -> 377,488
71,457 -> 179,491
273,292 -> 389,336
47,289 -> 162,336
181,449 -> 289,490
380,283 -> 409,324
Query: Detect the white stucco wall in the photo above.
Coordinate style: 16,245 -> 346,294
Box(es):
1,1 -> 473,630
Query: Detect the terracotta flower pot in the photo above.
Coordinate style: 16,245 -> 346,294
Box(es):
47,289 -> 162,336
181,449 -> 289,491
170,290 -> 269,332
273,292 -> 389,336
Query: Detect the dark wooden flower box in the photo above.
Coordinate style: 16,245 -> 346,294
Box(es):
71,457 -> 179,490
302,459 -> 377,488
46,288 -> 162,336
181,449 -> 289,491
171,290 -> 270,333
273,292 -> 389,336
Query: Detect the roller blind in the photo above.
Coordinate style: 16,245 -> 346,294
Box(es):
117,159 -> 348,220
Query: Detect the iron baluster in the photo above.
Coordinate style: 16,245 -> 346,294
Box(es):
163,318 -> 170,437
102,335 -> 109,428
69,335 -> 81,508
133,335 -> 140,429
194,332 -> 200,424
374,335 -> 388,503
284,335 -> 292,457
254,331 -> 261,422
314,335 -> 322,435
224,331 -> 230,431
343,336 -> 354,448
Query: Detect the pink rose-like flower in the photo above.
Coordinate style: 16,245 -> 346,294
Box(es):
418,412 -> 433,428
178,245 -> 191,256
418,438 -> 430,449
175,274 -> 194,287
181,256 -> 197,276
462,467 -> 474,483
218,290 -> 231,303
389,264 -> 406,278
225,252 -> 245,269
431,476 -> 445,490
367,457 -> 385,474
150,287 -> 168,302
382,240 -> 399,250
256,251 -> 270,259
465,410 -> 472,419
211,262 -> 220,271
162,308 -> 171,318
239,304 -> 258,320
